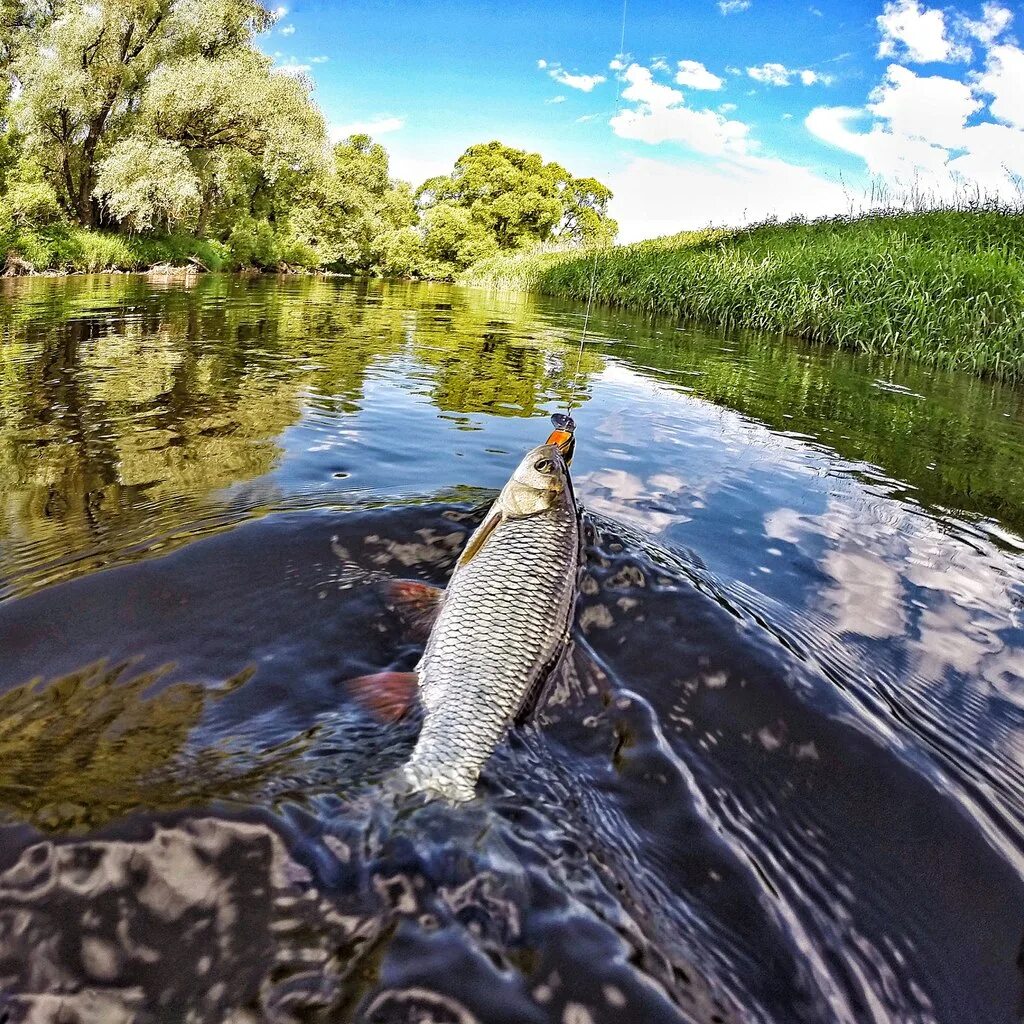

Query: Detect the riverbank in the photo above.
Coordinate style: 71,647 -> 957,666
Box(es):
1,225 -> 237,276
462,209 -> 1024,383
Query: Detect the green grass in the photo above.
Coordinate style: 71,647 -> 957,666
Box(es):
2,224 -> 233,274
462,208 -> 1024,382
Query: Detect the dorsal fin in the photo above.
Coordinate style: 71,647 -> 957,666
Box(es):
457,508 -> 503,568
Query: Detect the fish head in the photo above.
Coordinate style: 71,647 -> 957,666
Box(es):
500,443 -> 571,518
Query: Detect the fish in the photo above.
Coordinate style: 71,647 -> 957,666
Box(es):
348,440 -> 581,802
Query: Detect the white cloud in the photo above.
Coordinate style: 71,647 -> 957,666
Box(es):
310,55 -> 329,64
546,95 -> 566,104
538,59 -> 606,92
807,56 -> 1024,199
674,59 -> 724,90
868,64 -> 980,147
748,63 -> 791,86
271,5 -> 288,18
330,116 -> 406,142
273,62 -> 310,75
977,42 -> 1024,129
807,105 -> 951,181
960,2 -> 1013,44
719,102 -> 738,112
652,57 -> 671,72
747,62 -> 832,86
717,0 -> 751,13
611,63 -> 751,155
279,23 -> 295,36
607,155 -> 848,242
876,0 -> 970,63
609,58 -> 626,71
553,70 -> 606,91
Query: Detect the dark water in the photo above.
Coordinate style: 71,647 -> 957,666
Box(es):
0,274 -> 1023,1024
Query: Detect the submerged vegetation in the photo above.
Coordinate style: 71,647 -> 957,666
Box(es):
463,207 -> 1024,382
0,0 -> 614,278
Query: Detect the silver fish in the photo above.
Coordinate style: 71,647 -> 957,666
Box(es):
352,442 -> 580,803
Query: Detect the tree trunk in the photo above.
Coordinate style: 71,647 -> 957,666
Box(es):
77,141 -> 97,228
194,189 -> 212,237
60,151 -> 78,220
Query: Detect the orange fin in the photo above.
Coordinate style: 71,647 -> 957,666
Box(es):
383,580 -> 444,642
457,509 -> 503,568
345,671 -> 420,723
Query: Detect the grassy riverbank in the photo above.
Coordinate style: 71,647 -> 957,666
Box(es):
462,208 -> 1024,382
1,224 -> 234,274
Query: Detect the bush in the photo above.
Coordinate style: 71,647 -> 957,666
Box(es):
0,223 -> 234,273
226,216 -> 318,269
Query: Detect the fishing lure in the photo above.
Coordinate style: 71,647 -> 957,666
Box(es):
546,412 -> 577,466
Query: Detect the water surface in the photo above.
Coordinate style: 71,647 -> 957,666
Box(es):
0,274 -> 1022,1024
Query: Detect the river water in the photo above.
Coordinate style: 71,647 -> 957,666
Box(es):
0,274 -> 1022,1024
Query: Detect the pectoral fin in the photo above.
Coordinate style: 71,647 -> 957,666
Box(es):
457,508 -> 503,568
345,671 -> 420,723
383,580 -> 445,642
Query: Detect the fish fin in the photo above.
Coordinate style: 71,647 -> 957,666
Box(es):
457,508 -> 503,568
515,636 -> 574,725
345,671 -> 420,723
383,580 -> 445,643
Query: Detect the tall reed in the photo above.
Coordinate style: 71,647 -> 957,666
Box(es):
462,207 -> 1024,382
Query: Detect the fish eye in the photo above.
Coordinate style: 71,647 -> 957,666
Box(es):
534,458 -> 555,474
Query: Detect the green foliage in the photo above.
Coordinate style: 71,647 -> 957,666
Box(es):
416,142 -> 616,268
376,226 -> 425,278
464,209 -> 1024,382
8,0 -> 280,226
226,215 -> 317,269
1,7 -> 613,279
0,223 -> 231,273
421,203 -> 499,277
292,134 -> 417,270
94,137 -> 201,231
0,157 -> 62,229
556,175 -> 617,245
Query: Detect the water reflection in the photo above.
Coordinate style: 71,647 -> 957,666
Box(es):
0,275 -> 1023,1022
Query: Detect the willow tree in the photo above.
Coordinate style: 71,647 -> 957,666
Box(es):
8,0 -> 275,227
97,50 -> 327,235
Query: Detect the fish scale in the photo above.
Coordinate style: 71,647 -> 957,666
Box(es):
402,448 -> 580,802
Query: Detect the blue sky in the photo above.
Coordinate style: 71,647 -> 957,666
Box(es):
262,1 -> 1024,240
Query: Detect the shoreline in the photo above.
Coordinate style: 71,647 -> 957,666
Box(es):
462,209 -> 1024,384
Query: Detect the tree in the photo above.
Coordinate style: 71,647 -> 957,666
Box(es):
421,203 -> 498,273
94,137 -> 201,231
9,0 -> 274,227
416,141 -> 616,259
556,175 -> 618,245
293,133 -> 417,270
417,142 -> 564,251
136,49 -> 326,234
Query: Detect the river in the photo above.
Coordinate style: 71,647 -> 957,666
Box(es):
0,273 -> 1022,1024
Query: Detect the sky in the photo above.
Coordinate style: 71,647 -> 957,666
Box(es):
261,0 -> 1024,241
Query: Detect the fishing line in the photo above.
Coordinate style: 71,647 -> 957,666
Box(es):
559,0 -> 628,426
